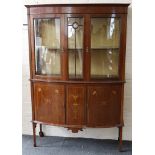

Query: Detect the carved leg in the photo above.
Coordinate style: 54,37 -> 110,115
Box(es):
32,122 -> 37,147
118,126 -> 123,151
39,124 -> 44,137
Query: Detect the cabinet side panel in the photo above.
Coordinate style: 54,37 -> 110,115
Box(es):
119,14 -> 128,80
27,9 -> 35,121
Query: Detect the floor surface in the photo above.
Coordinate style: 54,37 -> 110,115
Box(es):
22,135 -> 132,155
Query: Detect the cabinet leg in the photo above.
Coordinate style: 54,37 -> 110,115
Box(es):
39,124 -> 44,137
32,122 -> 37,147
118,126 -> 123,151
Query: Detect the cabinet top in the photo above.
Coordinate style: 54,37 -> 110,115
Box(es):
25,3 -> 130,8
25,3 -> 130,14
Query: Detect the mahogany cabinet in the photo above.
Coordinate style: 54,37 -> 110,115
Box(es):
25,3 -> 130,150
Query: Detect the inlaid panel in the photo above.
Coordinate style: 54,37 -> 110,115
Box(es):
34,83 -> 65,124
87,85 -> 122,127
66,85 -> 85,125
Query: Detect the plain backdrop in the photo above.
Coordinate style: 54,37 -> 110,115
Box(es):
0,0 -> 155,155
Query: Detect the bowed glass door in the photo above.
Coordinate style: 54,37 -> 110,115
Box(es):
90,17 -> 120,79
34,16 -> 62,77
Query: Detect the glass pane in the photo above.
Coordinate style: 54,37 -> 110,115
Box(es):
91,18 -> 120,48
68,18 -> 83,49
67,17 -> 84,79
34,18 -> 61,76
68,26 -> 83,49
91,49 -> 119,78
90,17 -> 120,78
68,50 -> 83,79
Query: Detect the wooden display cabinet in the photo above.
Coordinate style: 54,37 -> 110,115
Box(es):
25,3 -> 130,150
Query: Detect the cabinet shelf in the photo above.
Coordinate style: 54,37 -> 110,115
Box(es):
91,48 -> 119,50
68,48 -> 83,50
91,75 -> 118,79
48,48 -> 61,51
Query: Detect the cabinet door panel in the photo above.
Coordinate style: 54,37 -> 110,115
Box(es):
87,85 -> 121,127
34,18 -> 62,76
34,83 -> 65,124
90,17 -> 120,79
67,86 -> 85,125
67,16 -> 84,79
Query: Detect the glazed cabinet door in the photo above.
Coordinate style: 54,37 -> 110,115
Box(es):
34,83 -> 65,124
31,14 -> 65,80
66,15 -> 85,80
87,85 -> 122,127
90,15 -> 121,79
66,85 -> 86,125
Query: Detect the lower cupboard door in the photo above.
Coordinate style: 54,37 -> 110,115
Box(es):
34,83 -> 65,124
87,85 -> 122,127
66,86 -> 85,125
